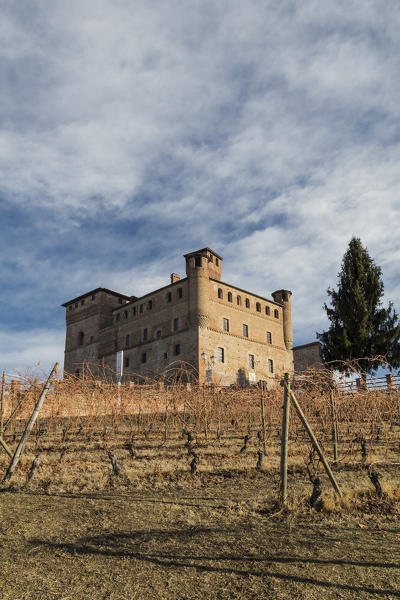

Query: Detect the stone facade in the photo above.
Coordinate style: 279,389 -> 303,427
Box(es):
293,341 -> 324,371
62,248 -> 294,386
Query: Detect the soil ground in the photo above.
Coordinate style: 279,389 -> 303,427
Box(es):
1,473 -> 400,600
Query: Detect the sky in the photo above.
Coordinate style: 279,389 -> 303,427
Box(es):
1,0 -> 400,375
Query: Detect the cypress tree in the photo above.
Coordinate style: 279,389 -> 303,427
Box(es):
317,237 -> 400,373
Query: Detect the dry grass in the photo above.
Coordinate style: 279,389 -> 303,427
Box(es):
1,366 -> 400,598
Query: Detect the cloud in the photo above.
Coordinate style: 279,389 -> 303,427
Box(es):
1,1 -> 400,370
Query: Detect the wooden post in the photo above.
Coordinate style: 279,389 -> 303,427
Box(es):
280,373 -> 291,507
3,363 -> 59,482
289,388 -> 342,497
329,387 -> 338,462
260,386 -> 267,455
0,371 -> 5,436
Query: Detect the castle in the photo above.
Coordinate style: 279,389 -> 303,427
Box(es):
62,248 -> 294,386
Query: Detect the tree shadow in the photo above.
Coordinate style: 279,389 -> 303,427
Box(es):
29,528 -> 400,597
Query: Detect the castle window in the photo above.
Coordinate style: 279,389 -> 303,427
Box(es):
142,352 -> 147,363
81,299 -> 85,306
274,309 -> 279,319
195,255 -> 202,267
166,292 -> 172,303
143,328 -> 148,341
227,292 -> 233,303
156,329 -> 162,338
68,306 -> 72,311
256,302 -> 261,312
173,318 -> 179,331
123,310 -> 128,319
175,344 -> 181,355
223,318 -> 230,332
118,298 -> 123,304
218,288 -> 223,299
78,331 -> 85,346
178,288 -> 183,299
216,258 -> 219,266
133,306 -> 137,316
248,354 -> 255,369
245,298 -> 250,308
75,302 -> 78,308
90,335 -> 94,343
116,314 -> 120,322
163,352 -> 168,360
266,306 -> 270,316
91,294 -> 95,301
218,347 -> 224,363
75,369 -> 80,378
243,324 -> 248,337
139,304 -> 144,313
124,356 -> 130,368
209,255 -> 213,262
126,334 -> 130,346
267,331 -> 272,344
237,295 -> 242,306
268,359 -> 274,373
148,300 -> 153,310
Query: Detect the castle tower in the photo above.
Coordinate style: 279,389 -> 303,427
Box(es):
184,248 -> 222,329
271,289 -> 293,351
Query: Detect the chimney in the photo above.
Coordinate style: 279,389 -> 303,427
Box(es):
171,273 -> 180,284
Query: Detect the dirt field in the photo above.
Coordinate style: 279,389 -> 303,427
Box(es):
1,377 -> 399,598
1,475 -> 400,600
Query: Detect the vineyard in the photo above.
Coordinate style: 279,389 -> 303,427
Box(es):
1,363 -> 400,506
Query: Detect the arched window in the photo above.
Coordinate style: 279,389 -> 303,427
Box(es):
227,292 -> 232,302
237,295 -> 242,306
245,298 -> 250,308
218,288 -> 223,299
274,309 -> 279,319
256,302 -> 261,312
78,331 -> 84,346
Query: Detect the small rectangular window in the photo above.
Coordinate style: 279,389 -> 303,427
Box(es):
126,334 -> 130,346
173,317 -> 179,331
175,344 -> 181,355
91,294 -> 95,301
142,352 -> 147,363
243,324 -> 248,337
75,302 -> 78,308
266,306 -> 270,316
178,288 -> 183,299
216,258 -> 219,266
167,292 -> 172,303
124,356 -> 130,367
195,256 -> 202,267
274,309 -> 279,319
143,328 -> 148,341
248,354 -> 255,369
223,318 -> 230,332
268,359 -> 274,373
116,314 -> 120,322
68,306 -> 72,311
267,331 -> 272,344
118,298 -> 123,304
90,335 -> 94,343
163,352 -> 168,360
148,300 -> 153,310
218,347 -> 224,363
140,304 -> 144,313
81,299 -> 85,305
